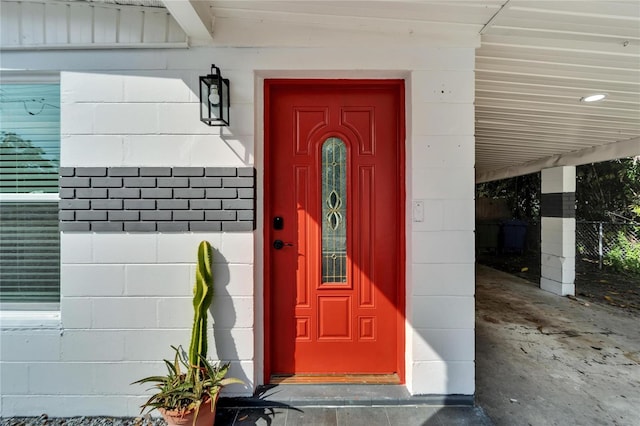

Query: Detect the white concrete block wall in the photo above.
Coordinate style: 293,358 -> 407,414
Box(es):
408,65 -> 476,395
541,166 -> 576,193
4,56 -> 257,411
541,217 -> 577,295
60,70 -> 252,168
0,45 -> 476,416
0,233 -> 253,416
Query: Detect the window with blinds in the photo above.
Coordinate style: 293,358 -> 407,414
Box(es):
0,82 -> 60,306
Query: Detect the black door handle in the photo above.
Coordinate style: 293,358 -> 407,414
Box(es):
273,240 -> 294,250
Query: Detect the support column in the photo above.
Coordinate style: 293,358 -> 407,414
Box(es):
540,166 -> 576,296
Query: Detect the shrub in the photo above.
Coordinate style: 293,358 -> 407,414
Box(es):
604,230 -> 640,275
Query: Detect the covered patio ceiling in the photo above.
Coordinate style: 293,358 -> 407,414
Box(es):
155,0 -> 640,182
24,1 -> 640,182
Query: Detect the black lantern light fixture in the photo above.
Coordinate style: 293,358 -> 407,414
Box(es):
199,64 -> 230,126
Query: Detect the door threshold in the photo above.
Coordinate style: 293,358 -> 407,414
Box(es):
270,373 -> 401,384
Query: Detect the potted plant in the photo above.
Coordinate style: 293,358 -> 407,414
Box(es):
133,241 -> 243,426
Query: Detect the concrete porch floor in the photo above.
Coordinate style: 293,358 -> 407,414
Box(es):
216,265 -> 640,425
215,404 -> 491,425
216,383 -> 490,425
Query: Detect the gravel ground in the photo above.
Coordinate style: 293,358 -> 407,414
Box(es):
0,415 -> 166,426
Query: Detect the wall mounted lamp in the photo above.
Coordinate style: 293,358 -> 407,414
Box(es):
199,64 -> 230,126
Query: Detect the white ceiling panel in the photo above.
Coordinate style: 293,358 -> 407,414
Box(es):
474,0 -> 639,181
197,0 -> 640,181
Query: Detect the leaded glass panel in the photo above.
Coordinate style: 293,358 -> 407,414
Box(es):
321,137 -> 347,283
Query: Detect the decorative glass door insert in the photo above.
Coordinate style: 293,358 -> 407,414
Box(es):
321,137 -> 347,283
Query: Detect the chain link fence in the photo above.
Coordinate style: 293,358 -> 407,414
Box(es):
576,221 -> 640,271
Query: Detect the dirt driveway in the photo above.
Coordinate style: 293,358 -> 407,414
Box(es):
476,265 -> 640,426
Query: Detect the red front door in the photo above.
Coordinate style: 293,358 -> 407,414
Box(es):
265,80 -> 405,379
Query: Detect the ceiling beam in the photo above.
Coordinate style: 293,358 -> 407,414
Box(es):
161,0 -> 214,45
476,137 -> 640,183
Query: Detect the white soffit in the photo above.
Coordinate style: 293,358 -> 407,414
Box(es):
475,0 -> 640,182
0,0 -> 188,48
2,0 -> 638,182
204,1 -> 490,47
81,0 -> 164,6
176,0 -> 640,180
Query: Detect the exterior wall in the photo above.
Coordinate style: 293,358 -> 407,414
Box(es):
407,68 -> 476,395
0,45 -> 475,416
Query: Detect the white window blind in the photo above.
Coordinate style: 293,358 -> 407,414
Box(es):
0,82 -> 60,305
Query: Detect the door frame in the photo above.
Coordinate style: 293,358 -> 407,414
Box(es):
263,79 -> 406,383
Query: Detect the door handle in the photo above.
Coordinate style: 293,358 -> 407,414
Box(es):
273,239 -> 294,250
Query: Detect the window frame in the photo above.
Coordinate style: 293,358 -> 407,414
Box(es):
0,72 -> 61,314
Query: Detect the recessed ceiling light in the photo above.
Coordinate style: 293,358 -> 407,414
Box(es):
580,93 -> 607,103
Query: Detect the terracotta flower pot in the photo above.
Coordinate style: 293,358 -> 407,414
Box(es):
158,395 -> 218,426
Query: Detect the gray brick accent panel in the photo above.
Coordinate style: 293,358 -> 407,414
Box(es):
540,192 -> 575,218
59,167 -> 255,232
